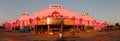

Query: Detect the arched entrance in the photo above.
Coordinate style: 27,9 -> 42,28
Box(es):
78,26 -> 85,31
50,25 -> 61,32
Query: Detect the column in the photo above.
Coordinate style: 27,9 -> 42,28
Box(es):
35,25 -> 38,35
48,25 -> 50,32
61,25 -> 63,33
76,25 -> 79,32
73,25 -> 75,35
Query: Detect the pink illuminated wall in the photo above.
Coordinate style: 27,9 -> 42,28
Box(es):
2,4 -> 107,30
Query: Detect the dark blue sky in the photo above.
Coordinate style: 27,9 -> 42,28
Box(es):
0,0 -> 120,25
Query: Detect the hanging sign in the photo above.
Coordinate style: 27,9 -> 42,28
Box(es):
64,19 -> 74,25
37,19 -> 47,25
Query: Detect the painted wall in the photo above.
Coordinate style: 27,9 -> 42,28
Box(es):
2,4 -> 107,30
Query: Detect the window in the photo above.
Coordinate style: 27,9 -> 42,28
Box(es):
79,20 -> 82,23
29,19 -> 33,23
87,20 -> 90,25
22,21 -> 25,25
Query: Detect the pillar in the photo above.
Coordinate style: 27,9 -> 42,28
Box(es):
73,25 -> 75,35
61,25 -> 63,33
76,25 -> 79,32
35,25 -> 38,35
48,25 -> 50,32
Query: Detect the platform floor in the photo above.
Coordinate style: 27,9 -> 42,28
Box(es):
0,30 -> 120,41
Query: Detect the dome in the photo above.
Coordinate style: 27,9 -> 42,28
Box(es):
21,12 -> 29,16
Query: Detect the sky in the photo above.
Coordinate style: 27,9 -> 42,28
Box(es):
0,0 -> 120,25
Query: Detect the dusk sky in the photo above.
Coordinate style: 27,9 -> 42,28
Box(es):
0,0 -> 120,25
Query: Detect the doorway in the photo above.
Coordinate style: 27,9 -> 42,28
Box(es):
78,26 -> 84,31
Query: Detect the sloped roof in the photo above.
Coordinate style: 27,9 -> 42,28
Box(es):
31,8 -> 80,19
80,15 -> 94,21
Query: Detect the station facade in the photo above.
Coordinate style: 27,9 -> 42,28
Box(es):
3,4 -> 107,33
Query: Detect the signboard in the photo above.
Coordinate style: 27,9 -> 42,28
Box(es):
37,19 -> 47,25
47,18 -> 63,25
64,20 -> 74,25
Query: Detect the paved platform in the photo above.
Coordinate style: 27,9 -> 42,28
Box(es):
0,31 -> 120,41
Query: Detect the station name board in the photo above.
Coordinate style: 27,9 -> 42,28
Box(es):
47,18 -> 63,25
